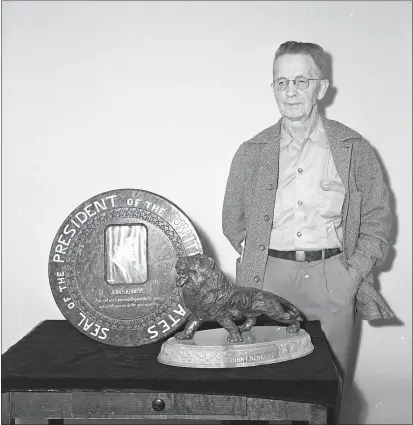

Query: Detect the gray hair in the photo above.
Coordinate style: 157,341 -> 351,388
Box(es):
273,41 -> 326,78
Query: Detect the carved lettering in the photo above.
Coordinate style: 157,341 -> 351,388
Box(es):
127,198 -> 142,207
77,313 -> 109,340
53,195 -> 118,263
168,314 -> 180,327
173,304 -> 186,316
146,304 -> 187,339
58,234 -> 71,246
158,319 -> 170,333
84,203 -> 97,218
63,224 -> 76,238
99,327 -> 109,340
147,325 -> 159,339
75,211 -> 88,225
90,324 -> 101,337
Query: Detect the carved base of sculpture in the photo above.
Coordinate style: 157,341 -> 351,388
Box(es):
157,326 -> 314,368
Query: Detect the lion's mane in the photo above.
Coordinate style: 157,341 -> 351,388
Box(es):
176,254 -> 236,319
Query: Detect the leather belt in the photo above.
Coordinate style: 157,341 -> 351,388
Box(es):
268,248 -> 341,262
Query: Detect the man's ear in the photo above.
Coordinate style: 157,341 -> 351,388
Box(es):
317,79 -> 330,101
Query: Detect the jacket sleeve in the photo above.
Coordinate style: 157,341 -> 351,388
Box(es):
347,139 -> 392,280
222,143 -> 247,255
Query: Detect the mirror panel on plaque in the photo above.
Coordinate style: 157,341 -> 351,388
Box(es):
48,189 -> 203,347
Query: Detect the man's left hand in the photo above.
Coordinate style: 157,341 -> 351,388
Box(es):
346,264 -> 363,286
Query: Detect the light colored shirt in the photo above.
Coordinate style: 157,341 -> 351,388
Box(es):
269,116 -> 344,251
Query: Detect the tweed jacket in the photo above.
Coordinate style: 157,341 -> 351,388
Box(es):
222,116 -> 395,321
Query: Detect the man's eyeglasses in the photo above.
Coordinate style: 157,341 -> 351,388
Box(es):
271,76 -> 321,91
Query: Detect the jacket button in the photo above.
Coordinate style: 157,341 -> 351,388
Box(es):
297,231 -> 302,237
264,215 -> 270,221
259,245 -> 265,251
254,276 -> 260,282
267,184 -> 274,190
298,168 -> 303,173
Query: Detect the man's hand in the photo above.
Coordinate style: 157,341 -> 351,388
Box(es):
346,264 -> 363,286
320,179 -> 346,194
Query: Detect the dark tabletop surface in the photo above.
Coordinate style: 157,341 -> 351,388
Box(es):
1,319 -> 340,407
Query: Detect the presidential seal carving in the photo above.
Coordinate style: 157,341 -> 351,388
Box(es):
48,189 -> 203,346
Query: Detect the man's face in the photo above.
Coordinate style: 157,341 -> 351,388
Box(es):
117,237 -> 139,264
272,53 -> 329,121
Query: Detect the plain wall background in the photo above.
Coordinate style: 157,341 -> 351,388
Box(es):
2,1 -> 411,424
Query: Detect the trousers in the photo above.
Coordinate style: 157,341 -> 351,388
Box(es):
262,254 -> 357,377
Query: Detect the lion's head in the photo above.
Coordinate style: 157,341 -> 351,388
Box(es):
175,253 -> 234,300
175,254 -> 216,289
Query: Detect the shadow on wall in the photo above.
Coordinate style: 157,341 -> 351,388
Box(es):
309,49 -> 402,424
192,219 -> 220,269
340,150 -> 401,424
320,49 -> 401,423
339,316 -> 367,425
318,51 -> 337,118
322,50 -> 401,325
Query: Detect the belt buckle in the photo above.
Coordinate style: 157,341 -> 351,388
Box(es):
295,250 -> 306,262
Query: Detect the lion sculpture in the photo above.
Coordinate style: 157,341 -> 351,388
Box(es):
174,253 -> 301,343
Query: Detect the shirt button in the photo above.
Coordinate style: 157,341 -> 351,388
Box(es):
298,200 -> 303,205
259,245 -> 265,251
264,215 -> 270,221
298,168 -> 303,173
297,232 -> 302,237
254,276 -> 260,282
267,184 -> 274,190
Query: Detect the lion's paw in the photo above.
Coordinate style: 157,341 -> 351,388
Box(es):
286,323 -> 300,333
227,332 -> 244,343
174,331 -> 193,340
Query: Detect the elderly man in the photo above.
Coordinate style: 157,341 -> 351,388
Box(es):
222,41 -> 394,381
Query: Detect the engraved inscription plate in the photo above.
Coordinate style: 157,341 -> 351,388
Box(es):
48,189 -> 203,346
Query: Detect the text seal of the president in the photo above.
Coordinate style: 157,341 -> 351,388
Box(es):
48,189 -> 203,346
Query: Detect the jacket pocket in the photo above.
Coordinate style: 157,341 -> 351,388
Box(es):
333,255 -> 359,304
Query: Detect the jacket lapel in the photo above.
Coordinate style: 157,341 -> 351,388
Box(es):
260,120 -> 281,181
323,117 -> 354,193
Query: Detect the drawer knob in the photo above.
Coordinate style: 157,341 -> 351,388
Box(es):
152,398 -> 166,411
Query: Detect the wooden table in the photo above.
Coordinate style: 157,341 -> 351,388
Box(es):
2,320 -> 342,424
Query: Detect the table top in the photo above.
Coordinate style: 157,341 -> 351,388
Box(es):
2,319 -> 340,407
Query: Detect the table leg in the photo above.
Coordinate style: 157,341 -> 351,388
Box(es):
48,420 -> 64,424
220,420 -> 269,425
1,392 -> 15,424
309,404 -> 327,424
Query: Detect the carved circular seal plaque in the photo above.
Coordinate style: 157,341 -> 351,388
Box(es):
48,189 -> 203,346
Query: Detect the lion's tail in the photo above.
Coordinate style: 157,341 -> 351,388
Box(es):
273,295 -> 302,323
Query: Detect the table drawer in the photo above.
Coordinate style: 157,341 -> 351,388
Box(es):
174,393 -> 246,415
73,392 -> 246,416
10,391 -> 246,418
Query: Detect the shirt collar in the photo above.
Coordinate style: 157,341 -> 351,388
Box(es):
280,115 -> 329,151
